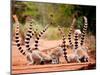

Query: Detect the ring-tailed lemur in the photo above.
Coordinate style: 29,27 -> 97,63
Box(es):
73,16 -> 89,62
64,31 -> 81,63
66,16 -> 89,63
58,27 -> 81,63
24,22 -> 51,64
67,31 -> 89,63
45,26 -> 68,64
58,27 -> 80,63
49,45 -> 63,64
76,16 -> 89,62
13,15 -> 52,65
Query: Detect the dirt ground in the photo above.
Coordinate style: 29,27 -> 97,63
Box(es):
12,39 -> 96,74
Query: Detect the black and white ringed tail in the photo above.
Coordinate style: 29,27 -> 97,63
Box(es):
58,27 -> 68,62
68,18 -> 76,47
74,32 -> 79,50
80,16 -> 88,46
25,21 -> 34,53
34,24 -> 49,50
13,15 -> 27,56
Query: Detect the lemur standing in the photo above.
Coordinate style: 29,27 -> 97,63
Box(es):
75,16 -> 89,62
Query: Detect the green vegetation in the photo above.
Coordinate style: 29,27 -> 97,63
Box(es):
12,1 -> 96,42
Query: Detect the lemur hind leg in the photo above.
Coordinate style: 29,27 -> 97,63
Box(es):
26,54 -> 35,65
76,55 -> 81,63
26,51 -> 44,65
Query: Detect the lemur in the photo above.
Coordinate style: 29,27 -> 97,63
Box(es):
67,16 -> 89,63
74,16 -> 89,62
58,26 -> 81,63
13,15 -> 52,65
49,45 -> 63,64
25,23 -> 51,64
40,26 -> 68,64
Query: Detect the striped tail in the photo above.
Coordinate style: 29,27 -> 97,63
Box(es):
68,18 -> 76,47
25,22 -> 33,53
25,20 -> 39,53
74,32 -> 79,50
58,27 -> 68,62
13,15 -> 26,56
34,24 -> 49,50
62,34 -> 68,62
80,16 -> 88,46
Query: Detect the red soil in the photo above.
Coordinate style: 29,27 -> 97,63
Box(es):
12,39 -> 96,74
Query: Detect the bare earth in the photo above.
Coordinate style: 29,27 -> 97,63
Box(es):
12,39 -> 96,74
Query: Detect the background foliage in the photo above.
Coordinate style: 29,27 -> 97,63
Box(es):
12,1 -> 96,41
